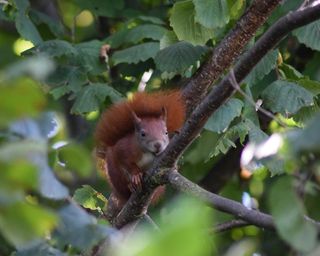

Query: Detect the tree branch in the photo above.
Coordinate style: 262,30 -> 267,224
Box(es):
112,3 -> 320,229
167,171 -> 275,230
182,0 -> 282,115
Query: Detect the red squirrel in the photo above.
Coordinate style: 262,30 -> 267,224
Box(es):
95,90 -> 185,221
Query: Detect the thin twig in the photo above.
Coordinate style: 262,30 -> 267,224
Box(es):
212,219 -> 250,233
228,69 -> 288,128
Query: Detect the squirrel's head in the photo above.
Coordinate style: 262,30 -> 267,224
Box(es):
132,107 -> 169,155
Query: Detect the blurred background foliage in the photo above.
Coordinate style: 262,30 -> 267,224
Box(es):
1,0 -> 320,255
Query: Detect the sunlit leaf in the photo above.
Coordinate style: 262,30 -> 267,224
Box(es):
0,81 -> 46,127
193,0 -> 229,29
0,202 -> 57,247
115,197 -> 214,256
170,1 -> 214,45
73,185 -> 107,211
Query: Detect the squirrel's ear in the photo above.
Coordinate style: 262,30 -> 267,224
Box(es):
161,107 -> 167,121
131,111 -> 141,127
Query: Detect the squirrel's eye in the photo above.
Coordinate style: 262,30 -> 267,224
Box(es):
165,131 -> 168,135
141,131 -> 146,137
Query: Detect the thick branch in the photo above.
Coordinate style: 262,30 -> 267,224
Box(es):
113,4 -> 320,228
182,0 -> 282,115
168,171 -> 275,230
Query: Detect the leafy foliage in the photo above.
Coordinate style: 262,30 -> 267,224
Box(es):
1,0 -> 320,255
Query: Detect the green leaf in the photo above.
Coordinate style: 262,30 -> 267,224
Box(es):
29,40 -> 77,57
208,122 -> 249,158
244,119 -> 268,143
55,203 -> 111,250
16,241 -> 66,256
58,144 -> 93,177
126,24 -> 167,44
279,63 -> 303,80
269,177 -> 317,252
155,41 -> 208,73
30,10 -> 65,38
0,202 -> 57,247
159,31 -> 179,49
75,0 -> 124,17
244,49 -> 278,85
136,15 -> 165,25
0,160 -> 38,191
4,120 -> 69,200
0,81 -> 46,127
193,0 -> 229,29
170,1 -> 214,45
293,19 -> 320,51
112,42 -> 160,65
75,40 -> 105,75
14,0 -> 42,45
46,66 -> 87,93
296,79 -> 320,96
261,80 -> 314,115
290,113 -> 320,154
1,55 -> 55,81
228,0 -> 246,20
115,197 -> 213,256
242,85 -> 260,126
71,83 -> 123,114
205,98 -> 243,133
73,185 -> 107,212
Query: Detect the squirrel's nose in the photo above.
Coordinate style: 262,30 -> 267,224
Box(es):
154,142 -> 162,152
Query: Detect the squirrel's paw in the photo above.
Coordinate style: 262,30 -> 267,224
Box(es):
129,173 -> 143,192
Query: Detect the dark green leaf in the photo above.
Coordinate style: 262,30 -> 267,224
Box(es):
293,20 -> 320,51
71,83 -> 123,114
75,0 -> 124,17
14,0 -> 42,45
205,98 -> 243,133
75,40 -> 105,75
269,177 -> 317,252
30,40 -> 77,57
112,42 -> 160,65
245,49 -> 278,85
126,24 -> 167,44
261,80 -> 314,115
30,10 -> 65,38
155,41 -> 208,74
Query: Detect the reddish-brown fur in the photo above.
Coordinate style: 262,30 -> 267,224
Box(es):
95,90 -> 185,220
